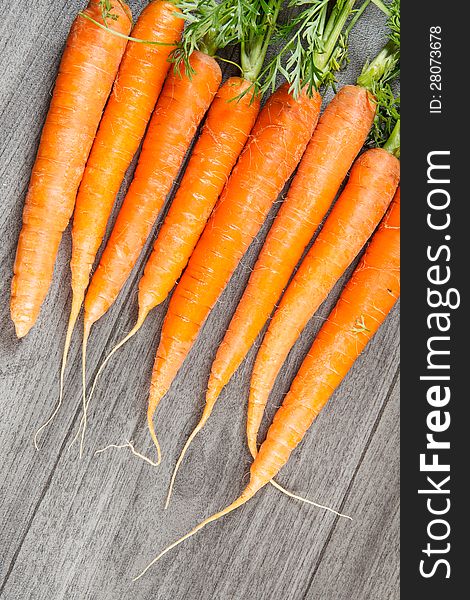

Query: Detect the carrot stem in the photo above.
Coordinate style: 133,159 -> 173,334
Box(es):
241,0 -> 283,81
344,0 -> 371,37
315,0 -> 356,72
383,118 -> 400,157
357,40 -> 399,91
369,0 -> 391,15
357,2 -> 400,92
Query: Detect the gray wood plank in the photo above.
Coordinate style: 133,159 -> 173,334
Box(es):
305,379 -> 400,600
0,1 -> 399,599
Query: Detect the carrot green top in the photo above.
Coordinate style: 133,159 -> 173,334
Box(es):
357,0 -> 400,152
383,118 -> 400,157
177,0 -> 381,98
258,0 -> 374,98
174,0 -> 284,83
356,0 -> 400,94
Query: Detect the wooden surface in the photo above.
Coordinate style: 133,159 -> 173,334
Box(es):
0,2 -> 399,599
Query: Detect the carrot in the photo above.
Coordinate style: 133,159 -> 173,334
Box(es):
134,186 -> 400,576
34,1 -> 183,449
85,0 -> 287,404
71,0 -> 182,314
247,140 -> 399,454
10,0 -> 132,339
83,48 -> 221,328
75,50 -> 221,458
64,3 -> 182,383
208,84 -> 376,453
165,0 -> 378,503
134,78 -> 260,322
246,28 -> 401,455
146,83 -> 321,457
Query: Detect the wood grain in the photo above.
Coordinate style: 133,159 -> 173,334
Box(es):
0,2 -> 399,599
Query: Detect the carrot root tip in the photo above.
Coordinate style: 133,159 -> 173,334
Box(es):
165,399 -> 215,509
269,480 -> 352,520
147,413 -> 162,466
88,318 -> 144,405
13,317 -> 34,339
165,422 -> 203,510
133,492 -> 252,581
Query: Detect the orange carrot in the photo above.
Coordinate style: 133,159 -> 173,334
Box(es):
64,1 -> 183,376
247,145 -> 399,456
76,51 -> 221,458
34,2 -> 183,449
84,0 -> 287,412
146,83 -> 321,457
134,187 -> 400,575
10,0 -> 131,338
164,85 -> 375,489
211,86 -> 375,413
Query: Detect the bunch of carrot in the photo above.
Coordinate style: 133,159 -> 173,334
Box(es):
10,0 -> 400,577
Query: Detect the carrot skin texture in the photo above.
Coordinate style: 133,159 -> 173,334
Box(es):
70,1 -> 183,315
252,187 -> 400,482
208,85 -> 376,406
148,84 -> 322,426
84,51 -> 222,328
247,148 -> 400,454
137,77 -> 261,320
10,0 -> 131,338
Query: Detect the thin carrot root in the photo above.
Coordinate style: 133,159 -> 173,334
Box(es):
133,492 -> 252,581
34,299 -> 81,450
87,316 -> 145,407
135,473 -> 349,580
165,416 -> 208,509
69,317 -> 149,457
250,441 -> 350,519
147,412 -> 162,466
165,409 -> 350,519
269,480 -> 352,520
79,325 -> 91,458
95,440 -> 159,467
